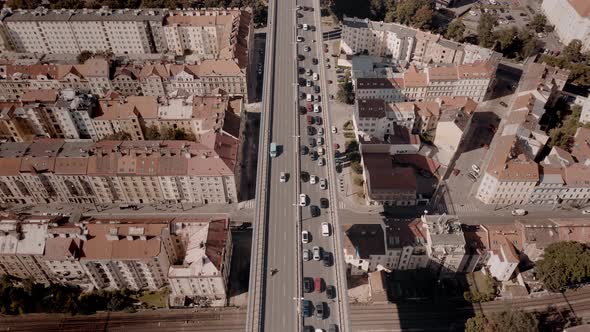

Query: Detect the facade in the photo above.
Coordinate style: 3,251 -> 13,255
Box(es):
168,219 -> 232,306
542,0 -> 590,52
341,16 -> 501,66
0,8 -> 253,61
0,137 -> 241,205
355,62 -> 495,103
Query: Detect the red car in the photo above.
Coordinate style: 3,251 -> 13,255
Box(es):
306,115 -> 314,125
314,277 -> 323,293
306,102 -> 312,113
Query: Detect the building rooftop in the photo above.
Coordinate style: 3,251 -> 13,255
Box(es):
422,214 -> 466,247
0,221 -> 47,255
356,98 -> 387,119
342,224 -> 386,258
568,0 -> 590,18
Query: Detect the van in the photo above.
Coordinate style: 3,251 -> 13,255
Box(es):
321,222 -> 330,237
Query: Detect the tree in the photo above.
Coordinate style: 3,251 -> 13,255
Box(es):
412,5 -> 434,30
445,20 -> 465,42
536,241 -> 590,292
336,81 -> 355,105
518,29 -> 540,59
396,0 -> 432,26
494,27 -> 517,53
102,131 -> 132,141
465,311 -> 539,332
477,12 -> 497,48
564,39 -> 583,63
530,14 -> 547,33
77,51 -> 94,64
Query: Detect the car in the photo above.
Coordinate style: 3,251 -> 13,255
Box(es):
307,126 -> 315,136
467,173 -> 477,182
499,101 -> 508,107
302,300 -> 312,317
318,157 -> 325,166
301,145 -> 309,155
297,36 -> 304,42
469,171 -> 479,179
296,5 -> 302,10
303,249 -> 311,261
318,127 -> 324,136
306,94 -> 313,102
305,46 -> 311,52
302,230 -> 310,243
303,24 -> 309,31
326,285 -> 335,299
303,277 -> 313,293
306,115 -> 314,125
299,194 -> 307,206
306,79 -> 313,87
317,146 -> 325,155
313,104 -> 321,113
328,324 -> 338,332
313,246 -> 322,261
472,164 -> 481,173
322,252 -> 332,267
315,116 -> 322,125
314,85 -> 320,93
321,222 -> 330,236
310,150 -> 318,161
318,137 -> 324,146
320,198 -> 329,208
306,102 -> 312,112
582,210 -> 590,215
334,143 -> 339,149
315,302 -> 325,319
331,126 -> 337,134
297,23 -> 303,29
511,209 -> 527,216
310,175 -> 317,184
312,58 -> 318,65
313,73 -> 319,81
310,205 -> 320,217
308,137 -> 316,147
314,277 -> 323,293
301,171 -> 310,182
280,172 -> 287,183
319,178 -> 327,190
306,69 -> 312,76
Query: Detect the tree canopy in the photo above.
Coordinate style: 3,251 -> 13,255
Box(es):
477,12 -> 497,48
445,20 -> 465,42
536,241 -> 590,292
465,311 -> 539,332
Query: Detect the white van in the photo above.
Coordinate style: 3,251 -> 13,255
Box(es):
321,222 -> 330,237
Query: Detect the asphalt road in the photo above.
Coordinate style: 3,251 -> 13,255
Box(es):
259,0 -> 300,330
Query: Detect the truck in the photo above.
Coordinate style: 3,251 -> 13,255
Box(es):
270,142 -> 278,158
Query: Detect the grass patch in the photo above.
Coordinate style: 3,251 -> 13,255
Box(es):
343,132 -> 356,139
134,288 -> 169,308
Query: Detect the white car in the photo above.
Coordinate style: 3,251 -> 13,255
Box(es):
313,246 -> 321,261
313,104 -> 321,113
313,73 -> 319,81
306,94 -> 313,102
304,46 -> 311,52
319,178 -> 327,190
302,230 -> 310,243
321,222 -> 330,237
318,157 -> 325,166
310,175 -> 317,185
296,35 -> 303,42
471,164 -> 480,173
318,137 -> 324,145
299,193 -> 307,206
280,172 -> 287,183
331,126 -> 337,134
582,210 -> 590,215
318,127 -> 324,136
511,209 -> 527,216
306,69 -> 312,76
303,24 -> 309,31
303,249 -> 311,261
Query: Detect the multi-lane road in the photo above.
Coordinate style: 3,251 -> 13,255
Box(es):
245,0 -> 348,330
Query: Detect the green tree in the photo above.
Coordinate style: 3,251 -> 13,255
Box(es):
102,131 -> 133,141
396,0 -> 432,26
336,81 -> 355,105
465,311 -> 539,332
518,29 -> 540,59
477,12 -> 497,48
445,19 -> 465,42
494,27 -> 517,53
412,5 -> 434,30
536,241 -> 590,292
564,39 -> 583,63
530,14 -> 547,33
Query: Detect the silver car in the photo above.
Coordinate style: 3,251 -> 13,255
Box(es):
318,157 -> 325,167
313,246 -> 321,261
303,249 -> 311,261
319,178 -> 327,190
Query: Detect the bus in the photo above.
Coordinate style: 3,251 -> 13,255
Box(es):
270,142 -> 278,157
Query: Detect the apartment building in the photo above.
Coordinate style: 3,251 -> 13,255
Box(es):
0,217 -> 51,284
433,106 -> 472,165
476,62 -> 570,205
361,152 -> 417,206
355,62 -> 495,103
0,58 -> 111,100
542,0 -> 590,52
341,16 -> 500,66
422,214 -> 470,277
0,7 -> 253,61
0,136 -> 241,205
168,219 -> 232,307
